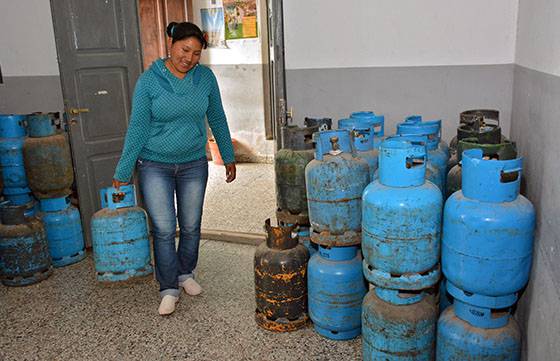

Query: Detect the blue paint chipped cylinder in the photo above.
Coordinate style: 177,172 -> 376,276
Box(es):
39,196 -> 86,268
442,149 -> 535,310
91,185 -> 153,282
362,138 -> 442,290
305,130 -> 369,247
397,116 -> 449,188
0,203 -> 52,286
0,136 -> 28,189
362,288 -> 437,360
0,114 -> 27,138
23,113 -> 74,199
348,111 -> 385,149
437,306 -> 521,360
308,245 -> 367,340
338,120 -> 378,181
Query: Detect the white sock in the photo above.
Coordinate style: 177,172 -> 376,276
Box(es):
181,278 -> 202,296
158,295 -> 179,315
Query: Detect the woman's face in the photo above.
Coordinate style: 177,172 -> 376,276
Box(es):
169,36 -> 203,75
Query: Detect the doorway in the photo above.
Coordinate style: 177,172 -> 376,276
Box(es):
137,0 -> 284,238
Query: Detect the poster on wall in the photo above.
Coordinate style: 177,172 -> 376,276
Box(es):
200,7 -> 227,48
223,0 -> 258,40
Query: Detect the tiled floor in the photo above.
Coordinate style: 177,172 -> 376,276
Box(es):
0,240 -> 361,361
202,162 -> 276,235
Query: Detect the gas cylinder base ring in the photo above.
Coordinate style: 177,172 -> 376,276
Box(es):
363,260 -> 441,290
1,266 -> 53,287
313,324 -> 361,341
255,311 -> 309,332
275,209 -> 309,226
310,230 -> 361,247
96,265 -> 153,283
52,250 -> 87,268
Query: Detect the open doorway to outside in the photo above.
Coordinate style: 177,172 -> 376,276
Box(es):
137,0 -> 283,238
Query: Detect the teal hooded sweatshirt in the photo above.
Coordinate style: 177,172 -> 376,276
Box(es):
114,59 -> 234,182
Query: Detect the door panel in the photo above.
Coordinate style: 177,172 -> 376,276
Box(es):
51,0 -> 143,246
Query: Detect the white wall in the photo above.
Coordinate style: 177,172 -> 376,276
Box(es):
515,0 -> 560,76
0,0 -> 59,76
284,0 -> 519,69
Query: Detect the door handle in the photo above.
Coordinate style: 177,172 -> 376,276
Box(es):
69,107 -> 90,115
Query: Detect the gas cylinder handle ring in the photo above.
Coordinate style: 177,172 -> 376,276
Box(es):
112,192 -> 126,203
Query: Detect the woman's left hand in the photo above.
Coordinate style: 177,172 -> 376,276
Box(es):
225,163 -> 236,183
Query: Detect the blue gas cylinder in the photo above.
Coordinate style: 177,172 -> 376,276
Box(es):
362,288 -> 437,360
308,245 -> 367,340
397,117 -> 449,188
437,306 -> 521,360
91,185 -> 153,282
442,149 -> 535,311
40,196 -> 86,267
0,137 -> 29,189
403,115 -> 450,156
362,138 -> 442,290
305,130 -> 369,247
338,121 -> 378,181
0,202 -> 52,286
0,114 -> 27,138
349,111 -> 386,149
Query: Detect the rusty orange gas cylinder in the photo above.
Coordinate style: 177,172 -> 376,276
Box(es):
254,219 -> 310,332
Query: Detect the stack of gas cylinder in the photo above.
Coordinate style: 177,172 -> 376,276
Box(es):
25,113 -> 86,268
0,114 -> 36,216
437,110 -> 535,360
361,117 -> 446,359
0,112 -> 85,286
254,117 -> 330,332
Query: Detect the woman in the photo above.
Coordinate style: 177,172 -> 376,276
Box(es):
113,22 -> 236,315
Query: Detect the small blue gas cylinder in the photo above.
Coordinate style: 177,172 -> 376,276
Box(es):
362,138 -> 442,290
349,111 -> 385,149
308,245 -> 367,340
0,137 -> 28,189
305,130 -> 369,247
0,202 -> 52,286
0,114 -> 27,138
91,185 -> 153,282
338,120 -> 378,181
362,288 -> 437,360
437,306 -> 521,360
442,149 -> 535,310
40,196 -> 86,267
397,116 -> 449,187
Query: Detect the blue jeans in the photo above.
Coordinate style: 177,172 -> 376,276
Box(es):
137,157 -> 208,297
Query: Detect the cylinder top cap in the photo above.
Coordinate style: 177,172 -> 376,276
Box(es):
0,114 -> 27,138
313,129 -> 353,160
280,125 -> 318,150
264,218 -> 299,250
378,137 -> 427,187
100,184 -> 137,210
27,112 -> 56,137
318,244 -> 358,261
40,196 -> 70,212
461,149 -> 522,202
349,112 -> 385,136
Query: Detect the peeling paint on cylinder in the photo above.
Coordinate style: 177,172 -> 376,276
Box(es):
23,113 -> 74,199
362,288 -> 437,360
305,130 -> 369,246
362,138 -> 442,290
254,219 -> 309,332
91,185 -> 153,282
0,204 -> 52,286
437,306 -> 521,360
308,245 -> 367,340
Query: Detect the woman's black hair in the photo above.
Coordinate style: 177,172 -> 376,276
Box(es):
166,22 -> 208,49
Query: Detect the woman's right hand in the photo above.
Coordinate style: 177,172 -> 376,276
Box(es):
112,178 -> 129,190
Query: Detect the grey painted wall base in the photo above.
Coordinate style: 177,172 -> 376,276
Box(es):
511,65 -> 560,361
286,64 -> 514,142
0,75 -> 64,114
